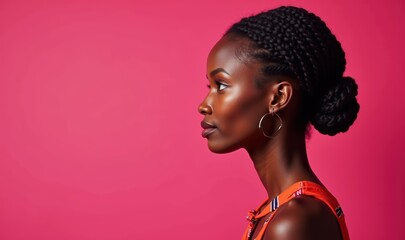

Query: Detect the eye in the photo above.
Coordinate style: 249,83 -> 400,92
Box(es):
215,80 -> 228,92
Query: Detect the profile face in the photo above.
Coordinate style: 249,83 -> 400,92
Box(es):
198,35 -> 269,153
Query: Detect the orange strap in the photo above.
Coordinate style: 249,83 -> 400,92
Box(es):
242,181 -> 350,240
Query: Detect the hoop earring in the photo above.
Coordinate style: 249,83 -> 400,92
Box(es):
258,108 -> 283,138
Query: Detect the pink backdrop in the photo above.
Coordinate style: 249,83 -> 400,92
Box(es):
0,0 -> 404,239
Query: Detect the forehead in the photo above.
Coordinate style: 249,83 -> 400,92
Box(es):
207,35 -> 254,75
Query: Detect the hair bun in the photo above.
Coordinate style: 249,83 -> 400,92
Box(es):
310,76 -> 360,136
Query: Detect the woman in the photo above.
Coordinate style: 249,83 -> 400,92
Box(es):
198,6 -> 359,240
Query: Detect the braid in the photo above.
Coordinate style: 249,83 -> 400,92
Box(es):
225,6 -> 359,136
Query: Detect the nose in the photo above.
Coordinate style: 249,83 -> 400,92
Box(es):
198,97 -> 213,115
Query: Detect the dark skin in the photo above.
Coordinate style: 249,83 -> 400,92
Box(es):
198,35 -> 342,240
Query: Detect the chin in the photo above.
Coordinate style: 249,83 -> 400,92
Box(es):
207,141 -> 241,154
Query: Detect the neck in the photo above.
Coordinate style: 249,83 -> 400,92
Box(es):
245,129 -> 321,201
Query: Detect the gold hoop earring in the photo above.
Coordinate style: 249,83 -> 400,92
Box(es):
258,108 -> 283,138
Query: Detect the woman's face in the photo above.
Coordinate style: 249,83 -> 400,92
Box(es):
198,35 -> 270,153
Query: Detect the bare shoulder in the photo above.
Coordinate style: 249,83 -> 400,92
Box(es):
263,195 -> 342,240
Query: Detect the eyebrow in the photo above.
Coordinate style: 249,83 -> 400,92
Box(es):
207,68 -> 231,79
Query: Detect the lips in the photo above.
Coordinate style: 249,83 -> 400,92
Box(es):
201,121 -> 217,138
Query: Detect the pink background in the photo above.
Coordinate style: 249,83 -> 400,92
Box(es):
0,0 -> 403,239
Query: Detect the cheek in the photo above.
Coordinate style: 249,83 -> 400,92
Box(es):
216,91 -> 265,134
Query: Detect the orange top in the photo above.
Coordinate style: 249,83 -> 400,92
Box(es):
242,181 -> 350,240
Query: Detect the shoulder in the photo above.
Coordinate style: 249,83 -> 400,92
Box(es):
263,195 -> 342,240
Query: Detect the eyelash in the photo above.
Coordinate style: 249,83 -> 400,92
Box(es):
207,80 -> 228,92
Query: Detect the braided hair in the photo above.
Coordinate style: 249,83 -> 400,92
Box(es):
225,6 -> 360,136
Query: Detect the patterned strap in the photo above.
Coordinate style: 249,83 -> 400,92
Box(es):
242,181 -> 350,240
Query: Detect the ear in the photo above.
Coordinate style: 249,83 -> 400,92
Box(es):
267,81 -> 293,112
